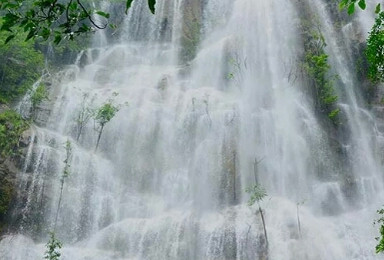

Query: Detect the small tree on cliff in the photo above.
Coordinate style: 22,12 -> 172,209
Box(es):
246,184 -> 268,249
94,101 -> 119,151
54,140 -> 72,229
44,232 -> 62,260
75,93 -> 94,141
246,157 -> 269,256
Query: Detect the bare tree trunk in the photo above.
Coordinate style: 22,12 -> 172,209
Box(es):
233,151 -> 237,202
95,124 -> 104,151
258,203 -> 269,260
297,204 -> 302,239
258,204 -> 268,247
76,124 -> 83,141
253,158 -> 258,184
54,181 -> 64,231
253,157 -> 264,184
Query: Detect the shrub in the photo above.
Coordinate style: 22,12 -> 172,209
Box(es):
0,109 -> 28,157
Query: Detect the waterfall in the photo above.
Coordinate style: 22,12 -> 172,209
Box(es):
1,0 -> 383,259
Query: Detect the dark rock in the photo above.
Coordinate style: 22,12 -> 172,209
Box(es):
0,128 -> 31,234
19,129 -> 33,148
179,0 -> 204,64
0,157 -> 19,234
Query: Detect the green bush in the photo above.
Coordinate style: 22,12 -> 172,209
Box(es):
94,102 -> 119,150
301,25 -> 340,125
44,232 -> 62,260
0,109 -> 29,157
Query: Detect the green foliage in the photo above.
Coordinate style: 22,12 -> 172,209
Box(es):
95,102 -> 119,127
94,100 -> 120,150
328,108 -> 340,122
125,0 -> 134,14
148,0 -> 156,14
44,232 -> 62,260
0,28 -> 44,104
245,182 -> 269,251
339,0 -> 367,14
301,25 -> 340,124
31,84 -> 48,110
366,11 -> 384,83
245,184 -> 267,207
376,3 -> 382,13
375,207 -> 384,253
0,109 -> 28,157
0,0 -> 156,44
340,0 -> 382,15
75,93 -> 94,141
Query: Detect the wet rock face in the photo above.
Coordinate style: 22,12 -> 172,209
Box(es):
0,158 -> 18,234
179,0 -> 203,64
0,129 -> 32,234
19,129 -> 33,148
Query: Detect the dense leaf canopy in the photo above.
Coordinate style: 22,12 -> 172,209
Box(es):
0,0 -> 156,44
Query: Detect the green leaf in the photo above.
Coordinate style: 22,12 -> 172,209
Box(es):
4,35 -> 15,44
125,0 -> 134,14
245,184 -> 267,206
69,1 -> 78,11
376,3 -> 381,14
339,0 -> 349,9
95,11 -> 110,19
41,27 -> 51,40
148,0 -> 156,14
54,34 -> 62,45
25,29 -> 36,41
358,0 -> 366,10
348,3 -> 355,14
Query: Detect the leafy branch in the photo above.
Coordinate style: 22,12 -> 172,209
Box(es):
340,0 -> 381,15
0,0 -> 156,44
94,100 -> 120,151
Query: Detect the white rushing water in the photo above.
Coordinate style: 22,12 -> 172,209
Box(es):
1,0 -> 384,259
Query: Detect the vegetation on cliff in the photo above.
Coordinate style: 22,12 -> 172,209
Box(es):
0,109 -> 28,233
0,109 -> 28,157
0,29 -> 44,104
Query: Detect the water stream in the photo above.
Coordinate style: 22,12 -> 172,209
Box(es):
0,0 -> 384,259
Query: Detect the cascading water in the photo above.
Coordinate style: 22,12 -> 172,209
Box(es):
1,0 -> 384,259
